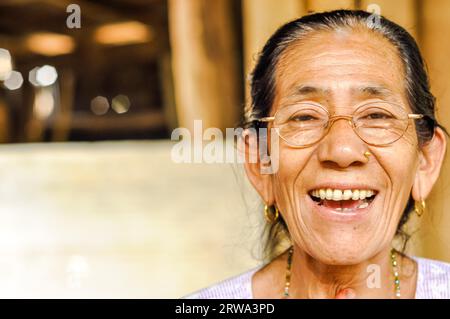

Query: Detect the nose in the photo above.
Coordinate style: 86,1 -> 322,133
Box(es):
317,118 -> 368,168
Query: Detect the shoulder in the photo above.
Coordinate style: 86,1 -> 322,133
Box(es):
182,266 -> 261,299
413,256 -> 450,299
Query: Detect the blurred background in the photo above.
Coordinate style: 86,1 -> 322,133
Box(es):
0,0 -> 449,298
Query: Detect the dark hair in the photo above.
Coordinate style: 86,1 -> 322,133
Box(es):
243,9 -> 447,261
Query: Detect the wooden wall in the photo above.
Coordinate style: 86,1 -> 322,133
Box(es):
420,0 -> 450,262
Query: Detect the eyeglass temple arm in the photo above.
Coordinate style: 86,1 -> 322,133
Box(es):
258,116 -> 275,122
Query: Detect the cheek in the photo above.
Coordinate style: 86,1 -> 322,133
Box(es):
370,146 -> 419,234
271,147 -> 314,209
376,143 -> 419,190
400,122 -> 421,147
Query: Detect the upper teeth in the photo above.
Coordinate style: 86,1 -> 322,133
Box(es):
310,189 -> 376,201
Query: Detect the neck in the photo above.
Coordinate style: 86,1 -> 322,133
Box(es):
288,246 -> 396,299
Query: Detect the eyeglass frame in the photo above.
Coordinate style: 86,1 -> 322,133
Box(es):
257,101 -> 424,147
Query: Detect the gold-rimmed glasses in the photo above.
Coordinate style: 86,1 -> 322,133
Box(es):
258,101 -> 424,147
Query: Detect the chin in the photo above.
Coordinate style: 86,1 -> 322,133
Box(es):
303,236 -> 378,266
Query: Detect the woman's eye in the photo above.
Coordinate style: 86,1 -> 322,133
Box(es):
290,115 -> 317,121
363,112 -> 393,120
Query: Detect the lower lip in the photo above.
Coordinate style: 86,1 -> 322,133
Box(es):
307,195 -> 375,222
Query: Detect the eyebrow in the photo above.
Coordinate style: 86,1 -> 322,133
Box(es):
357,85 -> 395,98
292,85 -> 330,96
288,84 -> 395,99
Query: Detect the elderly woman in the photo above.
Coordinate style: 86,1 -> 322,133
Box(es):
187,10 -> 450,299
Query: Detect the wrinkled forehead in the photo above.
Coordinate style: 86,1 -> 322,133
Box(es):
273,28 -> 407,109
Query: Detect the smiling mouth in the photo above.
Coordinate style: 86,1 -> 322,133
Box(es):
308,188 -> 377,212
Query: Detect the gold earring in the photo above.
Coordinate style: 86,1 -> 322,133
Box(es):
414,199 -> 426,217
264,205 -> 279,224
364,151 -> 371,159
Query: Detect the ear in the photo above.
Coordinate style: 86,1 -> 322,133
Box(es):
412,127 -> 447,200
240,129 -> 275,205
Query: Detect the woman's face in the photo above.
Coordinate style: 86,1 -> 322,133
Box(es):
270,29 -> 420,264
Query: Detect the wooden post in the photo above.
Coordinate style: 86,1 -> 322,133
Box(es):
168,0 -> 242,132
242,0 -> 306,99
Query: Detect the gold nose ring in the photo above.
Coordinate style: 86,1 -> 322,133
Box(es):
364,151 -> 372,159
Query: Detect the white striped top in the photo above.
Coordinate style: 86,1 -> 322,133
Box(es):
185,256 -> 450,299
